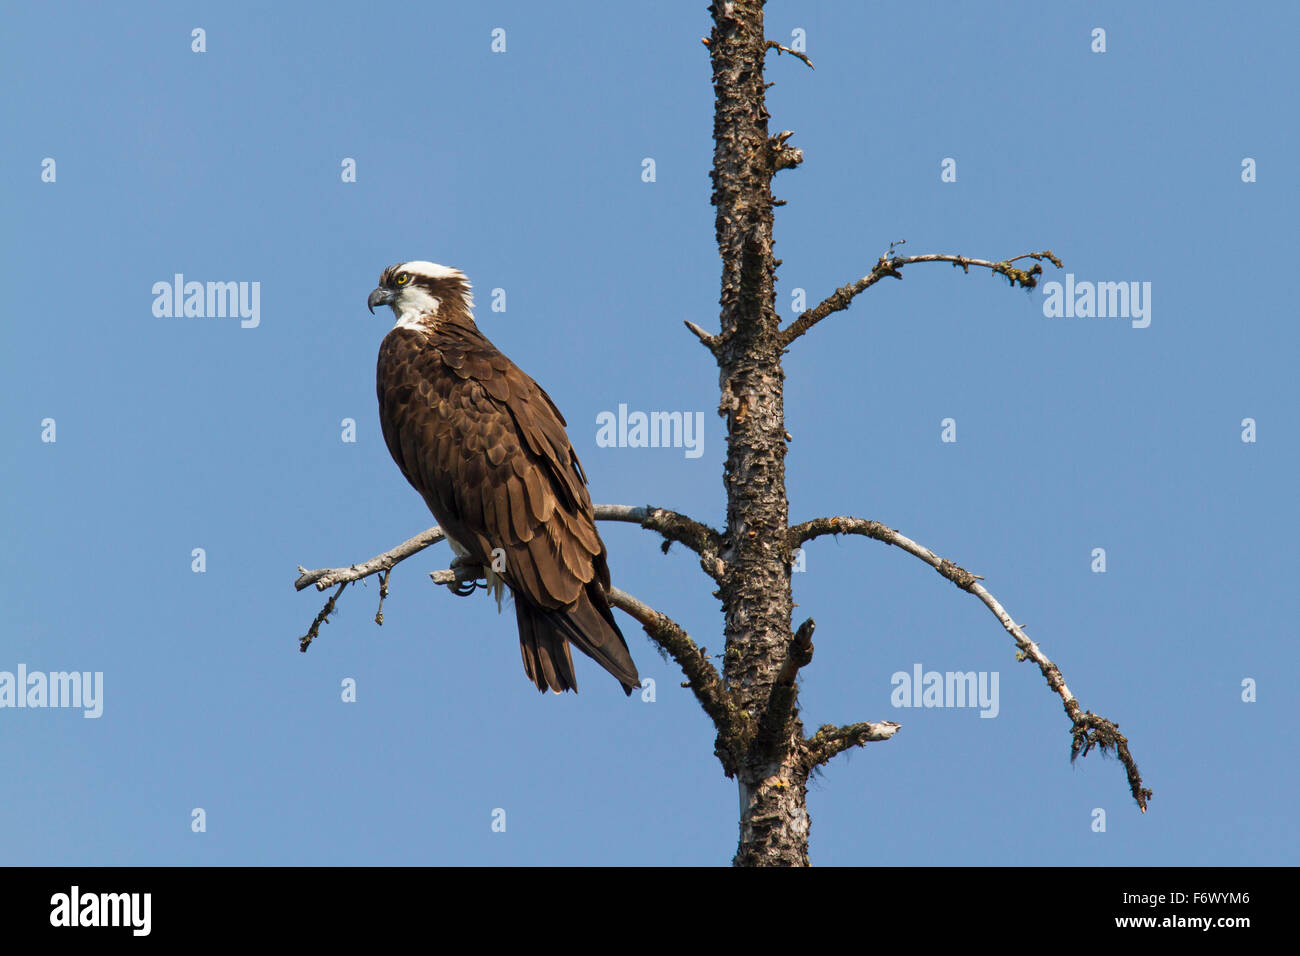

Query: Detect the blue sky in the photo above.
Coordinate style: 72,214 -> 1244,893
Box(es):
1,1 -> 1295,865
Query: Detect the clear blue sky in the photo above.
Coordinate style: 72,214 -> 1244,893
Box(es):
2,1 -> 1295,865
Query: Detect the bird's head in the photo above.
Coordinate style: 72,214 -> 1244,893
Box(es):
368,261 -> 474,328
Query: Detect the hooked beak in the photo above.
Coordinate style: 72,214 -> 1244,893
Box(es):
367,287 -> 394,314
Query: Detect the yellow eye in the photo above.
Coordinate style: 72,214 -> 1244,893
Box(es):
394,273 -> 410,286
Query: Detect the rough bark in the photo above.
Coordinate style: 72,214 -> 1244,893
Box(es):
708,0 -> 809,866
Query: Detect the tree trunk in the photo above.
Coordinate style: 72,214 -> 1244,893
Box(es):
709,0 -> 807,867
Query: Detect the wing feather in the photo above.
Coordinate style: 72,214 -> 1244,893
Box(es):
376,315 -> 637,692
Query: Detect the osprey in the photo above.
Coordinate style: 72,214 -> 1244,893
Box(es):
368,261 -> 640,695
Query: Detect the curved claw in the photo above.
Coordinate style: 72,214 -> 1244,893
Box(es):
452,579 -> 483,597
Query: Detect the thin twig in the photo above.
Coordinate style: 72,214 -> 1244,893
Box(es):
764,40 -> 814,70
374,569 -> 391,625
299,582 -> 347,653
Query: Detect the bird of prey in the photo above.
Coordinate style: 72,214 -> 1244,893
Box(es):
368,261 -> 640,696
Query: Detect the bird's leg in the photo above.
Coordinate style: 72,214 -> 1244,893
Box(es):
448,556 -> 487,597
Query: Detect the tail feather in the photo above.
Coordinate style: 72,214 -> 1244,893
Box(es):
516,599 -> 577,693
515,585 -> 640,695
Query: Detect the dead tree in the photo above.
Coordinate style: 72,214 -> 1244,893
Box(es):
295,0 -> 1150,866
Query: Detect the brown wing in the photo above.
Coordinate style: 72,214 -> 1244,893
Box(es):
377,324 -> 639,694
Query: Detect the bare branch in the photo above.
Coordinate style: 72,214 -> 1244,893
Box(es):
684,319 -> 722,354
605,585 -> 743,772
764,39 -> 814,70
596,504 -> 727,581
768,129 -> 804,172
295,526 -> 446,592
779,249 -> 1064,348
374,569 -> 391,625
754,618 -> 815,758
790,515 -> 1151,811
790,516 -> 978,575
295,503 -> 723,597
775,617 -> 816,686
805,720 -> 902,769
